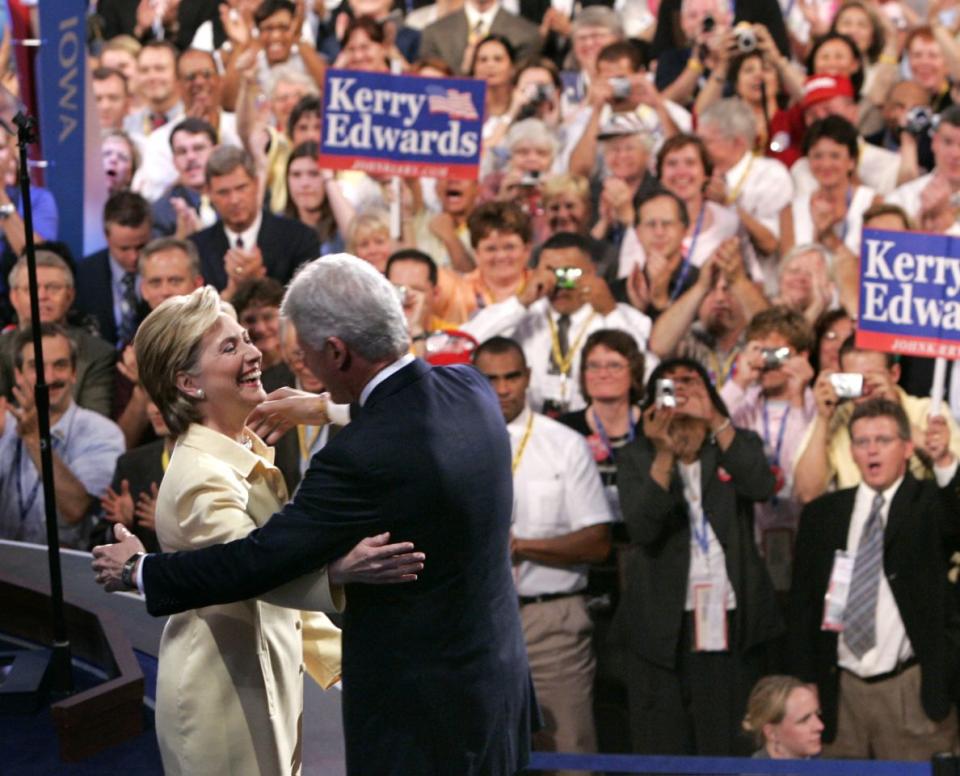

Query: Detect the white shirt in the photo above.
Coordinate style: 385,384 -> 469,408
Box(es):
837,476 -> 913,677
509,406 -> 613,596
464,1 -> 501,37
678,461 -> 737,611
462,296 -> 654,412
725,151 -> 794,293
886,171 -> 935,222
359,354 -> 416,406
133,111 -> 241,203
792,140 -> 899,197
224,209 -> 264,251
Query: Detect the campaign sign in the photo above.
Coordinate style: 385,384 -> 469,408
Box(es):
319,69 -> 486,180
857,228 -> 960,359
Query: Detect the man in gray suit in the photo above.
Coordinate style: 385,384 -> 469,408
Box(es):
419,0 -> 541,75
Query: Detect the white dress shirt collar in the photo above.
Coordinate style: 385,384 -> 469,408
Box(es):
224,209 -> 263,250
359,353 -> 416,406
853,474 -> 905,523
465,1 -> 500,33
724,150 -> 753,187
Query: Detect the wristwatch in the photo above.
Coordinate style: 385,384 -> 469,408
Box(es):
0,203 -> 16,220
121,552 -> 145,591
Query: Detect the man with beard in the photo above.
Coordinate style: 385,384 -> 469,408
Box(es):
135,49 -> 243,202
649,238 -> 769,390
150,118 -> 218,238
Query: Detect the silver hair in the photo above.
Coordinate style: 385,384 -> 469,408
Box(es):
8,250 -> 74,290
507,118 -> 559,158
281,253 -> 410,362
571,6 -> 623,37
780,242 -> 834,278
699,98 -> 757,146
267,65 -> 320,99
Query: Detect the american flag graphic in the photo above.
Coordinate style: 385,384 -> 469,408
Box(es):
425,85 -> 479,120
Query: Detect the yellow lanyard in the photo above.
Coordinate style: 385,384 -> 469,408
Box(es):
511,412 -> 535,475
708,349 -> 739,389
726,153 -> 756,205
297,424 -> 321,462
161,446 -> 170,472
546,309 -> 597,377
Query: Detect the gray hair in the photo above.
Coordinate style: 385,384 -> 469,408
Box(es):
281,254 -> 410,362
780,242 -> 834,279
267,65 -> 320,99
507,118 -> 559,159
8,250 -> 75,290
139,236 -> 201,278
699,98 -> 757,146
571,6 -> 623,37
205,144 -> 256,184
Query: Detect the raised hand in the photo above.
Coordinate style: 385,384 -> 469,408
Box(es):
102,480 -> 136,528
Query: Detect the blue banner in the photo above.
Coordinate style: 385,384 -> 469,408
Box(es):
35,0 -> 86,258
857,228 -> 960,359
319,69 -> 486,180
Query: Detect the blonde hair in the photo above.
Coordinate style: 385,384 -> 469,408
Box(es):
742,675 -> 806,747
542,173 -> 590,203
134,286 -> 222,436
345,209 -> 391,253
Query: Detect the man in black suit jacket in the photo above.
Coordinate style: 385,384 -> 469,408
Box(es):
189,146 -> 319,298
419,0 -> 541,75
75,191 -> 153,349
93,254 -> 536,776
788,397 -> 960,760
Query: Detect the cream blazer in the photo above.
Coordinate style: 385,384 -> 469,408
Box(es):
155,423 -> 343,776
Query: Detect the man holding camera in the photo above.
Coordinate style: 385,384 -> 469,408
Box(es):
473,335 -> 612,771
793,337 -> 960,503
463,232 -> 653,415
719,307 -> 817,589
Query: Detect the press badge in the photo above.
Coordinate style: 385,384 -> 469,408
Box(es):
692,581 -> 729,651
822,550 -> 854,632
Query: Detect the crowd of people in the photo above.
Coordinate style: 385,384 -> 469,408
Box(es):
2,0 -> 960,767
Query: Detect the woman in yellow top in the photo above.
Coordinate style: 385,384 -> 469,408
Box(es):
134,286 -> 411,775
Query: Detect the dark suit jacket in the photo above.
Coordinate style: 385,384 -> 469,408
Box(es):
140,359 -> 536,775
96,0 -> 224,50
189,211 -> 321,291
0,325 -> 116,417
651,0 -> 789,59
614,429 -> 783,668
787,473 -> 960,741
74,249 -> 149,348
419,8 -> 541,76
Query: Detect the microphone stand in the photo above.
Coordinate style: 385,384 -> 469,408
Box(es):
14,110 -> 72,693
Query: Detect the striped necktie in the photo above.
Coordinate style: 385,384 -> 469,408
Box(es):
843,492 -> 885,659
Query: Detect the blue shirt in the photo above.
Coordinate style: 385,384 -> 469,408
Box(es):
0,402 -> 125,548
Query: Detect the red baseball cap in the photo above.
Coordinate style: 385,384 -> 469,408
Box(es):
801,74 -> 855,112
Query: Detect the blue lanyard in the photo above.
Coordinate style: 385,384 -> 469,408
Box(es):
15,439 -> 42,524
761,400 -> 790,468
670,204 -> 705,303
692,509 -> 711,556
591,406 -> 636,460
837,187 -> 853,245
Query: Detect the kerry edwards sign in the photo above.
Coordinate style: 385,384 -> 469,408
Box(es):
857,229 -> 960,359
318,69 -> 485,179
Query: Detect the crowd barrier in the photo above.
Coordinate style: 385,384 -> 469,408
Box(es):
526,752 -> 960,775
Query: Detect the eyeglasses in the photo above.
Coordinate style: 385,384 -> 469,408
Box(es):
850,435 -> 901,449
639,219 -> 680,230
15,282 -> 69,294
181,69 -> 216,83
585,361 -> 628,373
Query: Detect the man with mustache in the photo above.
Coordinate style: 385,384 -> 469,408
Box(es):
151,118 -> 218,238
0,323 -> 124,549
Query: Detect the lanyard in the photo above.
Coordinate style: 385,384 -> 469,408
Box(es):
707,349 -> 738,389
546,309 -> 597,377
837,186 -> 853,245
726,153 -> 756,205
297,424 -> 322,462
15,439 -> 42,524
692,508 -> 711,556
511,411 -> 535,475
161,445 -> 171,472
590,405 -> 636,460
682,202 -> 707,267
761,401 -> 790,468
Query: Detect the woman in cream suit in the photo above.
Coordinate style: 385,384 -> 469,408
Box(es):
134,286 -> 344,776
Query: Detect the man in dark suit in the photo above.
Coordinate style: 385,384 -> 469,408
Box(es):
189,146 -> 320,299
788,397 -> 960,760
75,191 -> 153,350
419,0 -> 541,75
93,254 -> 536,775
